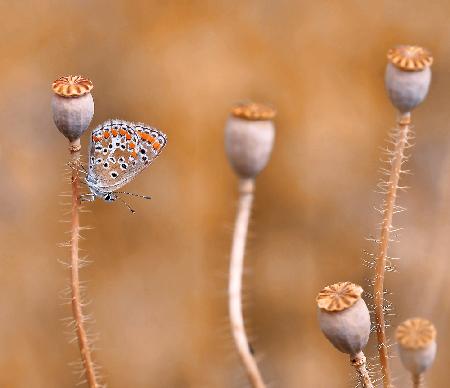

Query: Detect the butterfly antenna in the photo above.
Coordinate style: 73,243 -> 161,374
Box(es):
115,191 -> 152,200
117,196 -> 136,214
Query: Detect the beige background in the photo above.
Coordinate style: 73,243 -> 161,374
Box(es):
0,1 -> 449,387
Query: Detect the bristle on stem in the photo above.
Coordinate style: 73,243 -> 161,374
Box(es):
373,112 -> 411,388
228,178 -> 266,388
69,138 -> 100,388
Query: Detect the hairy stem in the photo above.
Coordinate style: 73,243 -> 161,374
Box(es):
374,112 -> 411,388
412,373 -> 424,388
70,139 -> 98,388
228,178 -> 266,388
351,352 -> 374,388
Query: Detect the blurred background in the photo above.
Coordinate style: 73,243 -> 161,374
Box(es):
0,1 -> 449,387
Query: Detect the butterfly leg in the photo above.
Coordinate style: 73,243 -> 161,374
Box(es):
79,193 -> 95,202
67,161 -> 88,176
79,163 -> 89,175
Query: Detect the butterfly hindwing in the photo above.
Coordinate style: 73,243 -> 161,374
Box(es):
88,119 -> 167,193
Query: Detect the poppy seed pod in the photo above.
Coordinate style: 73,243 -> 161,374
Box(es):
385,45 -> 433,113
51,75 -> 95,142
317,282 -> 371,356
396,318 -> 437,376
225,102 -> 276,179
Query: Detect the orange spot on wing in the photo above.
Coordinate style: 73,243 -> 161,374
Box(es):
119,128 -> 127,136
148,135 -> 155,143
129,142 -> 135,149
131,151 -> 137,158
140,133 -> 151,142
153,142 -> 161,151
111,129 -> 118,136
126,133 -> 131,140
104,131 -> 110,139
92,135 -> 100,142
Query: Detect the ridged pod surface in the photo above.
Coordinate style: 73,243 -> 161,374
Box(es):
52,75 -> 93,97
387,46 -> 433,71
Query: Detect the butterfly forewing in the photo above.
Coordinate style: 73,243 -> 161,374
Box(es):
88,119 -> 167,193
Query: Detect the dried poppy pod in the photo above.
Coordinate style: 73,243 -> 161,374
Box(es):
225,102 -> 276,179
317,282 -> 373,387
317,282 -> 371,356
385,45 -> 433,113
396,318 -> 437,377
51,75 -> 95,142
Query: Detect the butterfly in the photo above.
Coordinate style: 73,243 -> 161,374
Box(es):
83,119 -> 167,211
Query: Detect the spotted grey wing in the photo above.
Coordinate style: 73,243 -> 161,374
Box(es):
88,119 -> 167,192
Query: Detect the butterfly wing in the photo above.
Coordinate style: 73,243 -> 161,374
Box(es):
88,119 -> 167,193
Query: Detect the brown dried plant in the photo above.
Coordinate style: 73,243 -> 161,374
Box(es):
371,45 -> 433,387
52,76 -> 100,387
317,282 -> 374,388
225,102 -> 275,388
396,318 -> 437,388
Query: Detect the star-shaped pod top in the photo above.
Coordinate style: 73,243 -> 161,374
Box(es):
316,281 -> 363,312
52,75 -> 94,97
231,102 -> 276,121
396,317 -> 437,350
387,45 -> 433,72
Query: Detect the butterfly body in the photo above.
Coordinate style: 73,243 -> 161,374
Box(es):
86,119 -> 167,202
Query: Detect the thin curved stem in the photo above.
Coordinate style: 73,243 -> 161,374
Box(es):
351,352 -> 374,388
374,112 -> 411,388
228,178 -> 266,388
69,139 -> 99,388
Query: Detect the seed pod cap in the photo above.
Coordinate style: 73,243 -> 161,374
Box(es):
52,75 -> 93,97
387,46 -> 433,72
